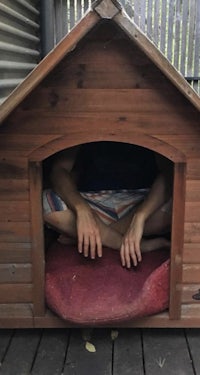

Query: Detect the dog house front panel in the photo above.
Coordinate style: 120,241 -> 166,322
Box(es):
0,20 -> 200,327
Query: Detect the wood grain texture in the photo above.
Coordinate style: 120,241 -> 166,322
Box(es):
0,201 -> 29,222
184,223 -> 200,243
4,110 -> 200,136
32,330 -> 69,375
29,161 -> 45,316
0,284 -> 32,303
21,88 -> 191,113
169,163 -> 186,319
143,329 -> 194,375
0,222 -> 31,243
182,264 -> 200,283
0,157 -> 28,179
185,202 -> 200,222
186,180 -> 200,202
0,15 -> 199,328
0,264 -> 32,283
0,179 -> 29,201
183,243 -> 200,264
0,243 -> 31,264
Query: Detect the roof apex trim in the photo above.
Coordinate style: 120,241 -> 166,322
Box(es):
93,0 -> 121,18
0,0 -> 199,126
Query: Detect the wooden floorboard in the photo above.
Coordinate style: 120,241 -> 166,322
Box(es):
63,329 -> 113,375
0,328 -> 199,374
31,329 -> 69,375
0,330 -> 13,367
142,328 -> 195,375
185,328 -> 200,374
0,329 -> 41,375
113,328 -> 144,375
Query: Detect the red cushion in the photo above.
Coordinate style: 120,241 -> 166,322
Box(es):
45,242 -> 169,325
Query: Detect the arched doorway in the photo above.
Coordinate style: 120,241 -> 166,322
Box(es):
29,132 -> 186,323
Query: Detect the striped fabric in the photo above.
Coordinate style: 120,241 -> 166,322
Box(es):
43,189 -> 149,225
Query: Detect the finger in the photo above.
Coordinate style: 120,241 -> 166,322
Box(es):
124,241 -> 131,269
78,232 -> 83,253
96,235 -> 102,258
89,234 -> 96,259
83,236 -> 89,257
120,243 -> 126,267
129,242 -> 138,267
134,241 -> 142,263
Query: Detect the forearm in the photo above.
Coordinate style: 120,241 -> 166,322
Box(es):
51,167 -> 89,215
134,173 -> 171,223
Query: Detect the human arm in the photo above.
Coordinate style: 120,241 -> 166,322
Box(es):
50,147 -> 102,259
120,156 -> 173,268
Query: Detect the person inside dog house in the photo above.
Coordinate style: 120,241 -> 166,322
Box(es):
43,141 -> 173,268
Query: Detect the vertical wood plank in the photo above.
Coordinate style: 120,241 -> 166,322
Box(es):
174,0 -> 181,70
193,0 -> 200,93
77,0 -> 82,22
169,163 -> 186,320
187,1 -> 196,77
124,0 -> 134,19
147,0 -> 153,38
180,0 -> 189,75
134,0 -> 140,26
70,0 -> 75,29
167,0 -> 175,62
55,0 -> 63,43
140,0 -> 146,32
29,161 -> 45,317
62,0 -> 68,37
84,0 -> 89,13
160,0 -> 167,54
153,0 -> 160,46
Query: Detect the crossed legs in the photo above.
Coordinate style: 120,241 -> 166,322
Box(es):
44,199 -> 171,252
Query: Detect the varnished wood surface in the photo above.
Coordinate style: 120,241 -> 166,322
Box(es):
0,328 -> 199,375
0,19 -> 199,325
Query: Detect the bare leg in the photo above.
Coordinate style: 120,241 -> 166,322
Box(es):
110,200 -> 172,252
44,199 -> 171,252
110,200 -> 172,237
44,209 -> 122,250
140,237 -> 170,252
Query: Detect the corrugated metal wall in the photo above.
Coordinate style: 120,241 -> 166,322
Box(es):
0,0 -> 40,104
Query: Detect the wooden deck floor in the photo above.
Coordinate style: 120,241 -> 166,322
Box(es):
0,328 -> 200,374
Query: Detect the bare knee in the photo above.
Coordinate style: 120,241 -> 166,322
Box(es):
144,199 -> 172,236
44,210 -> 76,236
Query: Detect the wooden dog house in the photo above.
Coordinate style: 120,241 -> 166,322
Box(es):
0,0 -> 200,328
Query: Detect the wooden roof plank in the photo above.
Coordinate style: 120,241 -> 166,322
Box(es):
0,0 -> 199,128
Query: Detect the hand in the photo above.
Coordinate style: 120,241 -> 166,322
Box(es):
76,206 -> 102,259
120,214 -> 144,268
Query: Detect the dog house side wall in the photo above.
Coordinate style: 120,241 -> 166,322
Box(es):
0,23 -> 200,327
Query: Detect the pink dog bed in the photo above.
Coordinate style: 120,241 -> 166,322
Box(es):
45,242 -> 170,325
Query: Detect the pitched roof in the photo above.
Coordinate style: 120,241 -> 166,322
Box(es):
0,0 -> 199,125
